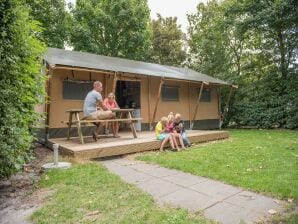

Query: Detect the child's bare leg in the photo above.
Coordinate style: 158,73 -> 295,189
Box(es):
112,122 -> 119,137
95,123 -> 101,135
169,136 -> 175,149
160,137 -> 169,151
103,122 -> 109,135
171,133 -> 180,150
111,122 -> 115,136
178,134 -> 186,149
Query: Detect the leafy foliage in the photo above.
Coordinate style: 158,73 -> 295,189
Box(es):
0,0 -> 45,178
25,0 -> 72,48
187,0 -> 298,129
70,0 -> 152,61
150,14 -> 186,66
187,1 -> 230,78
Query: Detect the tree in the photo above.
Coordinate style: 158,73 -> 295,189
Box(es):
187,1 -> 229,78
151,14 -> 186,66
230,0 -> 298,81
25,0 -> 71,48
0,0 -> 45,177
226,0 -> 298,128
70,0 -> 151,61
187,0 -> 250,82
187,0 -> 298,129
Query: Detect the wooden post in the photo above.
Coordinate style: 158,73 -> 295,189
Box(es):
188,81 -> 191,129
127,111 -> 137,138
223,85 -> 233,116
67,112 -> 73,140
104,75 -> 108,98
222,85 -> 238,118
217,86 -> 222,129
112,71 -> 118,94
45,66 -> 52,141
190,82 -> 206,129
150,77 -> 164,130
75,112 -> 84,144
148,76 -> 151,127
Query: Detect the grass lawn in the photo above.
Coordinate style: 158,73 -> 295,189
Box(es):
31,163 -> 212,224
137,129 -> 298,200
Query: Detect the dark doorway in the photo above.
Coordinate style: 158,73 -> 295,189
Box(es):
115,81 -> 141,109
116,80 -> 141,131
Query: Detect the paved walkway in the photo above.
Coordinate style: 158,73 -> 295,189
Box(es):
101,158 -> 285,224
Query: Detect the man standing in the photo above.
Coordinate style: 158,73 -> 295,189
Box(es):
83,81 -> 114,141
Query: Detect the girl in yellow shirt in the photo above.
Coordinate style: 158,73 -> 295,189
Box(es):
155,117 -> 175,151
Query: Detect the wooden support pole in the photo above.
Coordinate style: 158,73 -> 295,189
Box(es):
127,111 -> 137,138
190,82 -> 209,129
45,66 -> 52,141
188,81 -> 191,129
223,85 -> 234,115
217,86 -> 222,129
75,112 -> 84,144
104,75 -> 108,98
150,77 -> 164,130
112,71 -> 118,94
67,112 -> 73,140
148,76 -> 151,125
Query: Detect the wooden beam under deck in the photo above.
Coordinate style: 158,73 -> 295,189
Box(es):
48,130 -> 229,160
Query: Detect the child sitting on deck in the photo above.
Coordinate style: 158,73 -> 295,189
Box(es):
155,117 -> 175,151
174,113 -> 192,147
167,113 -> 185,151
103,92 -> 120,137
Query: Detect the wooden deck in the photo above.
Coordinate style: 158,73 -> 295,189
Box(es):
48,130 -> 229,160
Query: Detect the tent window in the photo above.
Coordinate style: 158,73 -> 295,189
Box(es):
199,88 -> 211,102
63,80 -> 93,100
162,85 -> 179,101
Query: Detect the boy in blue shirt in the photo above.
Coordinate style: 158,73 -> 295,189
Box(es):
173,113 -> 192,147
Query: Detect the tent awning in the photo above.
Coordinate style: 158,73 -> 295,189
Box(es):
44,48 -> 229,85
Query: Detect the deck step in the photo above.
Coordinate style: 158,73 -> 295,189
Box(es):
48,130 -> 229,160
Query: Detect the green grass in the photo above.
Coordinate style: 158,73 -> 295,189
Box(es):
137,130 -> 298,200
31,163 -> 212,224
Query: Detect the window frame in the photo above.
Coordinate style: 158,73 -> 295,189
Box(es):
62,79 -> 94,100
161,85 -> 180,102
199,87 -> 211,102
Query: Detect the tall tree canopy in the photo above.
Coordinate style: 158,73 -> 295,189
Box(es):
187,1 -> 230,78
25,0 -> 71,48
187,0 -> 298,129
0,0 -> 45,177
70,0 -> 151,61
151,14 -> 186,66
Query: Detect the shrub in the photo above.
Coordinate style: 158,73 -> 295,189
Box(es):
0,0 -> 45,178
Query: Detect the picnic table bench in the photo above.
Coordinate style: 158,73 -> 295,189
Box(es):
63,108 -> 142,144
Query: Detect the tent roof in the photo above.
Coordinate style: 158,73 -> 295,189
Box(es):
44,48 -> 228,85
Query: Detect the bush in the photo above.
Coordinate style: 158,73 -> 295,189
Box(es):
227,91 -> 298,129
0,0 -> 45,178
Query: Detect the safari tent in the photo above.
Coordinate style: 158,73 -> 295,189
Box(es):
40,48 -> 234,141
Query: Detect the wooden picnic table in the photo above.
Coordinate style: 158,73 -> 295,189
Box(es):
64,108 -> 142,144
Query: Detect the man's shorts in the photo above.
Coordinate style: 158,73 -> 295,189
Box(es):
157,133 -> 170,141
85,110 -> 114,120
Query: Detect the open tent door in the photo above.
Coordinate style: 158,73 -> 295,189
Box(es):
116,80 -> 141,131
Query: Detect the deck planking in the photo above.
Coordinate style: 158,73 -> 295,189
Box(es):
48,130 -> 229,159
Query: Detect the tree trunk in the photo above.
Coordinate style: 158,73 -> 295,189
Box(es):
277,29 -> 287,79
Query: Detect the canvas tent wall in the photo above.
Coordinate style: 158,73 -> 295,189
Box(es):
41,48 -> 230,139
